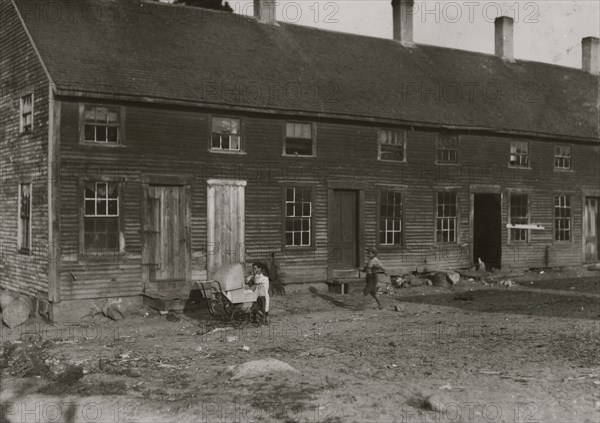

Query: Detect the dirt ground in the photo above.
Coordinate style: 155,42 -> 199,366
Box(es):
1,270 -> 599,423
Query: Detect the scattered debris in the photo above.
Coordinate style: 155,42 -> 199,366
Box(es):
240,345 -> 250,352
225,335 -> 239,343
499,279 -> 515,288
439,383 -> 453,390
477,258 -> 486,272
394,304 -> 404,312
300,347 -> 339,357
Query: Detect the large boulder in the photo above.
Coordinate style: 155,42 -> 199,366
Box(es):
102,300 -> 125,320
2,298 -> 32,328
229,359 -> 299,380
0,290 -> 18,311
432,272 -> 449,287
446,271 -> 460,286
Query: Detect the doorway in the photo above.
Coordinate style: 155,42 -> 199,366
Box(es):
142,185 -> 189,283
207,180 -> 246,277
473,193 -> 502,270
329,190 -> 359,269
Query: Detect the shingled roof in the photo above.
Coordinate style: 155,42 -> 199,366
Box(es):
12,0 -> 600,140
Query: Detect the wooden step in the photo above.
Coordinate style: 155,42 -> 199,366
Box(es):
327,277 -> 364,294
332,269 -> 359,279
142,290 -> 189,312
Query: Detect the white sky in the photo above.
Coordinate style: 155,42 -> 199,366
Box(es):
231,1 -> 600,69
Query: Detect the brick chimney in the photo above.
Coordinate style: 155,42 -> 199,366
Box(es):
582,37 -> 600,75
495,16 -> 514,62
392,0 -> 414,46
254,0 -> 276,24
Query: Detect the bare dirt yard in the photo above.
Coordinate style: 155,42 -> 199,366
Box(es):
1,271 -> 599,423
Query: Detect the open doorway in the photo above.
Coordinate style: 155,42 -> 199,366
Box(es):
473,194 -> 502,270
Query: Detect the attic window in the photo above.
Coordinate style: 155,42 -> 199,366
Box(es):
20,94 -> 33,133
285,123 -> 314,156
378,129 -> 406,162
436,134 -> 458,163
554,145 -> 571,170
83,106 -> 120,143
211,117 -> 241,151
509,141 -> 529,168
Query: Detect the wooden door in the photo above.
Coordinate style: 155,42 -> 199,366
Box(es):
584,197 -> 599,262
207,180 -> 246,277
330,190 -> 358,268
142,185 -> 188,282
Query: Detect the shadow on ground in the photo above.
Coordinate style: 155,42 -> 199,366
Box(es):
399,288 -> 600,320
308,287 -> 359,311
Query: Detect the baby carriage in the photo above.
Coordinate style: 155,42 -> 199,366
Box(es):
192,263 -> 262,322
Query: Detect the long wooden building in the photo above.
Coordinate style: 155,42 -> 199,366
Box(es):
1,0 -> 599,320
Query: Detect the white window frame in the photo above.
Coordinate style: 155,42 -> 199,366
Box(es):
20,94 -> 34,133
284,187 -> 312,247
17,183 -> 32,253
210,117 -> 242,152
80,104 -> 124,145
283,122 -> 315,157
554,145 -> 572,170
436,134 -> 458,164
378,129 -> 407,162
435,191 -> 458,244
509,141 -> 529,168
509,193 -> 530,242
378,190 -> 403,246
554,194 -> 572,242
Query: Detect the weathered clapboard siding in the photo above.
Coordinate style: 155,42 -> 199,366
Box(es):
0,1 -> 50,297
53,97 -> 600,300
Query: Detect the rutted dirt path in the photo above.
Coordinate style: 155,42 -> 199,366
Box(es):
1,277 -> 599,423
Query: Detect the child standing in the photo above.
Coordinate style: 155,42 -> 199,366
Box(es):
246,262 -> 270,323
361,247 -> 385,309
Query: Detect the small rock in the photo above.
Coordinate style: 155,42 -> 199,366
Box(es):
103,299 -> 125,320
225,335 -> 239,343
229,359 -> 299,380
394,304 -> 403,312
446,271 -> 460,286
424,393 -> 454,412
194,346 -> 203,352
425,280 -> 433,286
240,345 -> 250,352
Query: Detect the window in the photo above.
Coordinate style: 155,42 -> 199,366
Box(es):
436,134 -> 458,163
436,192 -> 457,243
379,191 -> 403,245
509,141 -> 529,168
285,122 -> 314,156
18,183 -> 32,253
284,187 -> 312,247
378,129 -> 406,162
84,106 -> 120,143
554,195 -> 571,241
211,117 -> 241,151
20,94 -> 33,133
554,145 -> 571,170
510,193 -> 529,242
84,182 -> 120,252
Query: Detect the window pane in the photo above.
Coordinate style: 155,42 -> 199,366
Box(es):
85,200 -> 96,215
107,126 -> 118,143
96,126 -> 107,142
108,200 -> 118,215
97,200 -> 107,215
286,138 -> 312,156
84,125 -> 95,141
